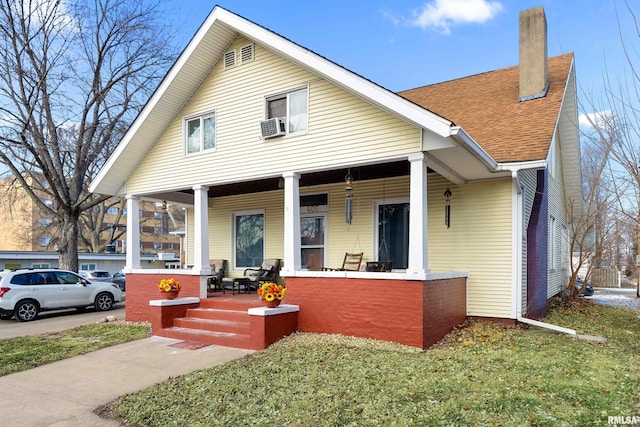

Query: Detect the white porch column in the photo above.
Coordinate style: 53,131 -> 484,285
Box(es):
281,172 -> 301,275
125,195 -> 141,271
192,185 -> 210,274
407,153 -> 429,275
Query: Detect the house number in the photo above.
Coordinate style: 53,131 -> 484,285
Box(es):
306,205 -> 319,213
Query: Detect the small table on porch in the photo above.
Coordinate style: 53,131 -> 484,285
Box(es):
221,277 -> 251,295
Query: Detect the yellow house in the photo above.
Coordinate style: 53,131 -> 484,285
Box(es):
90,6 -> 581,349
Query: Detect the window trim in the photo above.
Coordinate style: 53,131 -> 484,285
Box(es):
264,85 -> 309,136
232,209 -> 265,271
184,110 -> 217,155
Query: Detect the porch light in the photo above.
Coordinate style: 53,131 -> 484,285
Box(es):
444,189 -> 452,228
345,169 -> 353,224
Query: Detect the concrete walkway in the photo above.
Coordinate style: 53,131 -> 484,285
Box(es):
1,333 -> 252,426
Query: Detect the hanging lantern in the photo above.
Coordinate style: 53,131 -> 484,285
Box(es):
345,169 -> 353,224
444,189 -> 452,228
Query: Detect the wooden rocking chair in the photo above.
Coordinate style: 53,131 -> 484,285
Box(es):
323,252 -> 364,271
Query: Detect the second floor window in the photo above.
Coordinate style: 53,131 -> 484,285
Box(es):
266,87 -> 308,135
185,112 -> 216,154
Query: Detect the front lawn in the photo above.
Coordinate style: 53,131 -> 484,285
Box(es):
0,322 -> 150,376
110,302 -> 639,426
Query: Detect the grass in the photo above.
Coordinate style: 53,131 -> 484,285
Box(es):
0,322 -> 150,376
108,300 -> 640,426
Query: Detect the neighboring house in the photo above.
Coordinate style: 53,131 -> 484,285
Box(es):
89,6 -> 581,349
0,175 -> 183,260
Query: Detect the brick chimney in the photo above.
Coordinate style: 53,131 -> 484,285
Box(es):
519,6 -> 548,102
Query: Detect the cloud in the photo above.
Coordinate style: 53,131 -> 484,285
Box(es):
409,0 -> 504,35
579,110 -> 613,128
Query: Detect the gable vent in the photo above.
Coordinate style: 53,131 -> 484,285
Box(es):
240,43 -> 254,63
223,50 -> 236,69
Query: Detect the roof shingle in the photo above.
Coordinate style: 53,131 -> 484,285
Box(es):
398,53 -> 574,163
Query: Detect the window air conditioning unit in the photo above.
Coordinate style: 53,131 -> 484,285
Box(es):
260,117 -> 286,138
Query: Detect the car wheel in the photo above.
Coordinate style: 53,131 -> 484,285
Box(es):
94,292 -> 114,311
0,313 -> 12,320
15,300 -> 39,322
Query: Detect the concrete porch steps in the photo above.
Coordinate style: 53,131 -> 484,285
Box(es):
159,295 -> 264,349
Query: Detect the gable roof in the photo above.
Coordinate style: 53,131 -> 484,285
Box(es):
89,6 -> 577,198
91,6 -> 496,196
399,54 -> 574,164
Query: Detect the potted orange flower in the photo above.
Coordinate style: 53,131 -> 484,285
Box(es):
257,282 -> 285,307
158,278 -> 181,299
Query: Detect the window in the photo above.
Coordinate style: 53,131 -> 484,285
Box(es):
80,263 -> 97,271
374,199 -> 410,270
107,207 -> 118,215
39,236 -> 51,246
234,211 -> 264,269
39,218 -> 53,226
41,199 -> 53,207
154,242 -> 163,249
549,216 -> 557,269
168,243 -> 174,250
31,263 -> 50,269
185,113 -> 216,154
154,227 -> 162,234
266,87 -> 308,135
154,211 -> 162,218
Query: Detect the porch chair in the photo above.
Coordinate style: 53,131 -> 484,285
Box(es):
323,252 -> 364,271
243,258 -> 281,291
207,259 -> 227,292
365,261 -> 392,272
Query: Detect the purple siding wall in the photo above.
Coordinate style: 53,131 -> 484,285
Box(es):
526,169 -> 549,319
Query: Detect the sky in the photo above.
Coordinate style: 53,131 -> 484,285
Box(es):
163,0 -> 638,120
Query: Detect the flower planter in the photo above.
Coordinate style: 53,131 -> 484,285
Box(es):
263,299 -> 281,308
159,290 -> 180,300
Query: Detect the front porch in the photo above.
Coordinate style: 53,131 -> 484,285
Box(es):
127,270 -> 467,350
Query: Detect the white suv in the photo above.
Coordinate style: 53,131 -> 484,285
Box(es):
0,269 -> 123,322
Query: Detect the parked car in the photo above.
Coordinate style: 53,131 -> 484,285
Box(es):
112,272 -> 126,292
0,269 -> 122,321
575,278 -> 594,297
78,270 -> 112,281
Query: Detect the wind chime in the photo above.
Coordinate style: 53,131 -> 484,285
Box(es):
444,189 -> 452,228
345,169 -> 353,224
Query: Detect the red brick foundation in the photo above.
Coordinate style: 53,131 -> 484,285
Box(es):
126,273 -> 203,322
285,276 -> 467,349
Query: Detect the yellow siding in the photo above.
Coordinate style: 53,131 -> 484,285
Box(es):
190,174 -> 515,318
185,190 -> 285,274
126,37 -> 421,194
427,176 -> 514,318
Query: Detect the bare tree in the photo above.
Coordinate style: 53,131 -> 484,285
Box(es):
578,0 -> 640,296
0,0 -> 176,271
566,119 -> 616,297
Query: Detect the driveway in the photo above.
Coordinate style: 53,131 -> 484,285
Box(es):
0,302 -> 126,339
586,288 -> 640,311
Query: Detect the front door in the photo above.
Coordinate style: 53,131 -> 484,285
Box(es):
300,194 -> 328,271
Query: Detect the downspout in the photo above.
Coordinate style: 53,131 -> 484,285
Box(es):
511,171 -> 577,335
